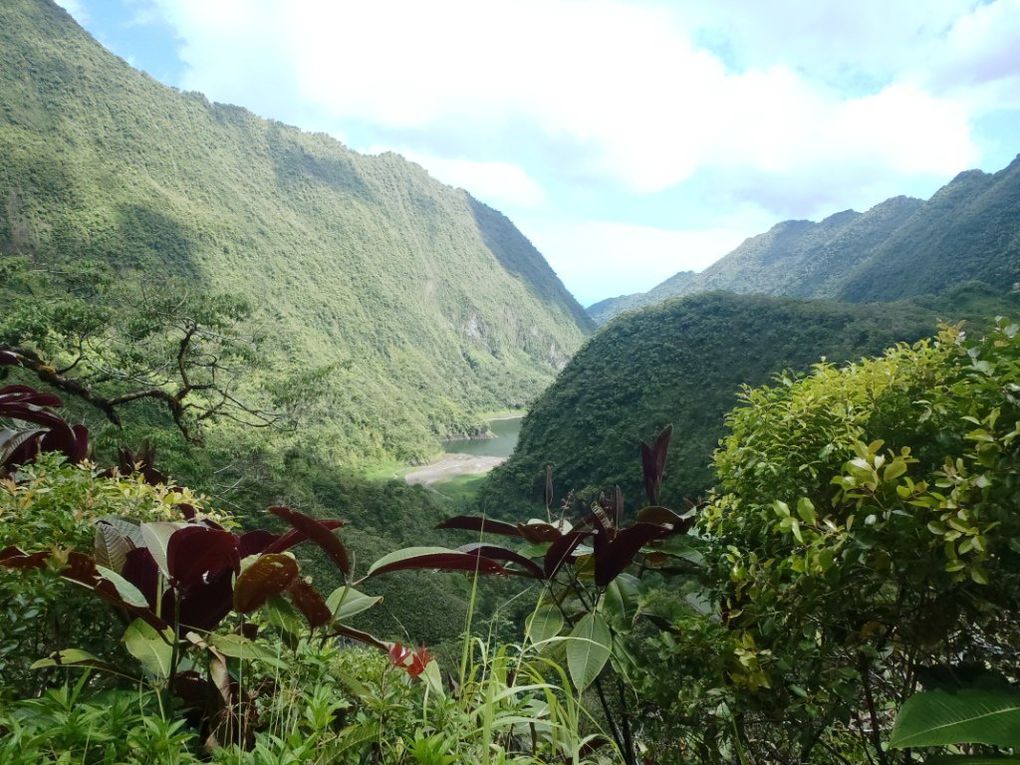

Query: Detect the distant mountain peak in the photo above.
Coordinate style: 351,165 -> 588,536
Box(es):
587,156 -> 1020,325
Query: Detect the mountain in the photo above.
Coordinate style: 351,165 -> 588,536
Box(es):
0,0 -> 592,463
587,271 -> 696,325
588,158 -> 1020,324
484,288 -> 1015,511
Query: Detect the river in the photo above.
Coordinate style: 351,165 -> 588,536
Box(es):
404,415 -> 524,487
441,415 -> 523,459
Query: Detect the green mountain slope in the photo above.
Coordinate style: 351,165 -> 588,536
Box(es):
589,157 -> 1020,325
0,0 -> 591,462
485,289 -> 1013,511
838,162 -> 1020,300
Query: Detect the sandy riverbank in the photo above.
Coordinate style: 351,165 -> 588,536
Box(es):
404,453 -> 505,487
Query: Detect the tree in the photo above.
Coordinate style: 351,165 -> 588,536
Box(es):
0,257 -> 279,443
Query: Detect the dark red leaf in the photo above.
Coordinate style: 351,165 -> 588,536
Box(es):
332,623 -> 389,652
639,425 -> 672,506
517,522 -> 564,543
268,506 -> 350,576
543,530 -> 590,579
174,568 -> 234,632
635,505 -> 695,534
367,551 -> 508,578
0,386 -> 89,467
238,530 -> 280,558
0,385 -> 62,408
286,578 -> 332,628
593,522 -> 671,586
436,515 -> 522,537
233,554 -> 299,613
166,526 -> 240,591
122,547 -> 160,608
117,442 -> 167,486
261,520 -> 344,555
0,545 -> 49,569
407,645 -> 433,678
62,551 -> 169,632
457,543 -> 542,578
389,642 -> 411,667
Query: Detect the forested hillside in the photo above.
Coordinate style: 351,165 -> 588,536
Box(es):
0,0 -> 591,464
488,287 -> 1015,510
589,158 -> 1020,324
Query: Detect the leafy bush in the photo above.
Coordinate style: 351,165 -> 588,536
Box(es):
691,320 -> 1020,762
0,398 -> 611,764
0,456 -> 216,698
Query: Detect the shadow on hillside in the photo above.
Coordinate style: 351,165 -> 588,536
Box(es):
468,196 -> 590,328
266,123 -> 375,203
111,202 -> 204,279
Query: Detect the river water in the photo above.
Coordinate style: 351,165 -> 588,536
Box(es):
441,416 -> 523,459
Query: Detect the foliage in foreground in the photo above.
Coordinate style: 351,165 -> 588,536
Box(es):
5,318 -> 1020,764
0,392 -> 611,763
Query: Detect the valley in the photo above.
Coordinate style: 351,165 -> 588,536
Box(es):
404,414 -> 524,489
2,2 -> 1020,764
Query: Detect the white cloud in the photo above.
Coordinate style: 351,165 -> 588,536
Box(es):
516,217 -> 768,305
924,0 -> 1020,110
370,147 -> 545,208
147,0 -> 985,206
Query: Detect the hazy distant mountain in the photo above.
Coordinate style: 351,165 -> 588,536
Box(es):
587,158 -> 1020,324
588,271 -> 696,325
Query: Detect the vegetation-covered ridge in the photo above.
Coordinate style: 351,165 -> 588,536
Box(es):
590,155 -> 1020,324
0,0 -> 591,464
488,288 -> 1016,512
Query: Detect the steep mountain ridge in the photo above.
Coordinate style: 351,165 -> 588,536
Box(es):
0,0 -> 591,461
838,160 -> 1020,300
588,158 -> 1020,324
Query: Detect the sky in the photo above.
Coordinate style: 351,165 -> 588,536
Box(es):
57,0 -> 1020,306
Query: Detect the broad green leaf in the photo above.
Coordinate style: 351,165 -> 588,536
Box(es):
140,521 -> 188,578
924,757 -> 1020,764
421,659 -> 444,698
123,619 -> 175,680
883,458 -> 908,482
31,648 -> 126,677
526,605 -> 564,646
796,498 -> 816,524
97,516 -> 145,548
95,564 -> 150,608
208,634 -> 285,668
326,586 -> 383,622
95,522 -> 131,572
603,573 -> 640,624
265,593 -> 305,636
890,688 -> 1020,748
566,612 -> 611,690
